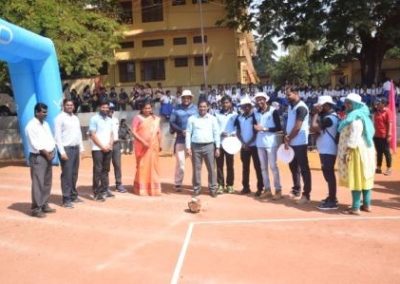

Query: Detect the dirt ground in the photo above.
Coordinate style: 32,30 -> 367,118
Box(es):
0,150 -> 399,284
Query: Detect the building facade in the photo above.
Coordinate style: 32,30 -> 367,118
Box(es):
106,0 -> 257,89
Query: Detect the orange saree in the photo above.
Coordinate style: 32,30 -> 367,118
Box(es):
132,115 -> 161,196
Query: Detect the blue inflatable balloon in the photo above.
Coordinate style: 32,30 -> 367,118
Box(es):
0,18 -> 62,165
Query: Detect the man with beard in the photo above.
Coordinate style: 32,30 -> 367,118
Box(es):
311,96 -> 339,210
89,100 -> 114,201
54,99 -> 85,208
284,86 -> 312,204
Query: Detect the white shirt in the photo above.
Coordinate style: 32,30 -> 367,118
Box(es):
54,112 -> 84,155
25,118 -> 56,154
383,80 -> 391,91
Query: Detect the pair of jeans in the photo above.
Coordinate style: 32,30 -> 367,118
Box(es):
257,146 -> 282,192
289,144 -> 312,198
319,154 -> 337,202
373,137 -> 392,168
112,142 -> 122,187
240,146 -> 263,192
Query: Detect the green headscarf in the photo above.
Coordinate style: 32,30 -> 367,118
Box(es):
338,100 -> 375,147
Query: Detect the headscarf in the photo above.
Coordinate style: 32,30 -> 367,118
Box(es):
338,100 -> 375,147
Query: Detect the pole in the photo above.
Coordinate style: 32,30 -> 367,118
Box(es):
198,0 -> 207,90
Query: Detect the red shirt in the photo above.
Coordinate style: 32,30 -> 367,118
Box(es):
373,107 -> 392,138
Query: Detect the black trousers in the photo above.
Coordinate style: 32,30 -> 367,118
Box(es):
216,147 -> 234,187
92,150 -> 112,195
289,145 -> 312,198
374,137 -> 392,168
319,154 -> 337,202
59,146 -> 80,203
111,142 -> 122,186
29,153 -> 52,211
240,146 -> 263,192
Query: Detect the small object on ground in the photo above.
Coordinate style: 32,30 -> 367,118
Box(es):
188,197 -> 201,213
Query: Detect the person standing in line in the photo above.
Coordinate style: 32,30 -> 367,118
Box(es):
284,86 -> 312,204
132,100 -> 162,196
25,103 -> 57,218
89,99 -> 114,202
108,103 -> 127,193
186,100 -> 220,197
337,93 -> 376,215
169,90 -> 198,192
373,98 -> 393,176
234,97 -> 264,195
253,92 -> 283,200
54,99 -> 84,209
215,95 -> 238,194
118,119 -> 133,155
310,96 -> 339,210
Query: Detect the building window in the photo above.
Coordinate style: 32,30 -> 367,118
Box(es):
173,37 -> 187,45
192,0 -> 208,3
174,57 -> 188,67
193,35 -> 207,43
141,0 -> 163,22
141,59 -> 165,81
194,56 -> 208,66
172,0 -> 186,5
118,61 -> 136,82
119,41 -> 134,49
119,1 -> 133,24
142,39 -> 164,47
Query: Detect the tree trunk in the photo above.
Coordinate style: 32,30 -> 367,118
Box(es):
359,38 -> 387,87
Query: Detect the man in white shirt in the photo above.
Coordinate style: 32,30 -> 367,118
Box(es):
54,99 -> 84,208
89,100 -> 114,201
25,103 -> 57,218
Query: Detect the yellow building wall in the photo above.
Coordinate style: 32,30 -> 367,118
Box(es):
106,0 -> 252,88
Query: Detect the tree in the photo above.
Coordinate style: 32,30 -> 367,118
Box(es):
253,36 -> 277,78
0,0 -> 123,78
220,0 -> 400,86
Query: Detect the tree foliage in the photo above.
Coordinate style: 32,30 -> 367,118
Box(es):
221,0 -> 400,86
0,0 -> 123,78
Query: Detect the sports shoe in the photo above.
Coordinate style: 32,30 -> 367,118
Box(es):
94,194 -> 106,202
216,184 -> 224,194
72,197 -> 84,203
62,202 -> 74,209
255,190 -> 263,197
289,191 -> 301,199
383,168 -> 392,176
260,190 -> 273,199
272,191 -> 283,200
226,186 -> 235,194
209,190 -> 218,198
317,201 -> 338,210
42,204 -> 56,213
296,195 -> 310,205
103,190 -> 115,198
321,197 -> 338,204
116,185 -> 127,193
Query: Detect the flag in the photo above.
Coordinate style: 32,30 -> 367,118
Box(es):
388,80 -> 397,153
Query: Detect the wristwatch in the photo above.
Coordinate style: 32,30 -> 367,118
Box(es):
263,127 -> 268,132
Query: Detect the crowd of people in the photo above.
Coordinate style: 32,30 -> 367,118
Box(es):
25,81 -> 395,217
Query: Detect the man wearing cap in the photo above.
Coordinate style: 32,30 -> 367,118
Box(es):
373,98 -> 393,176
214,95 -> 238,194
311,96 -> 339,210
169,89 -> 198,192
89,99 -> 114,201
234,96 -> 264,195
254,92 -> 283,199
54,99 -> 85,209
108,103 -> 127,194
284,86 -> 312,204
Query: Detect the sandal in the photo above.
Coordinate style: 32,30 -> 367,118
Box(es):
343,208 -> 360,215
360,205 -> 371,213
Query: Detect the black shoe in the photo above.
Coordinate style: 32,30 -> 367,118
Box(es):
317,201 -> 339,210
209,191 -> 218,198
72,197 -> 84,203
62,202 -> 74,209
103,191 -> 115,198
255,190 -> 263,197
42,205 -> 56,213
240,188 -> 251,195
375,168 -> 382,174
94,194 -> 106,202
175,185 -> 183,192
32,210 -> 46,218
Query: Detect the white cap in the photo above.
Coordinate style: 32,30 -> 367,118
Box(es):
239,97 -> 252,106
345,93 -> 362,104
254,92 -> 270,102
181,89 -> 193,97
314,95 -> 335,106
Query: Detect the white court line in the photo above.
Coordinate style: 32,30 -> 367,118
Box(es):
170,215 -> 400,284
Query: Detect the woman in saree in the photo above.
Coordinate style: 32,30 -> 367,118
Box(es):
132,100 -> 161,196
337,93 -> 376,215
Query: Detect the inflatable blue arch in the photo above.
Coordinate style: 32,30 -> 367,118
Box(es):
0,18 -> 62,163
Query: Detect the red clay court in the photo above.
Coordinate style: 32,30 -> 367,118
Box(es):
0,151 -> 399,284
